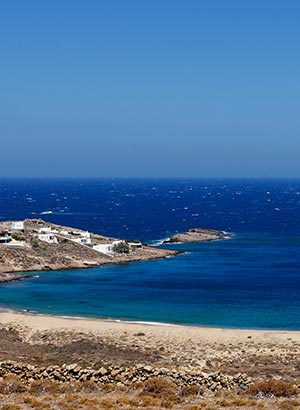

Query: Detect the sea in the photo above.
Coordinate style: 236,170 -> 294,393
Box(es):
0,178 -> 300,330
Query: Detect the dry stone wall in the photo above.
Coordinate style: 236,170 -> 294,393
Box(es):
0,361 -> 252,391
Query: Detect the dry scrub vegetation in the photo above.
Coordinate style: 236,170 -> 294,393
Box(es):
1,323 -> 300,409
0,375 -> 299,410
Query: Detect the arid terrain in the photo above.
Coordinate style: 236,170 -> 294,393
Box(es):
0,313 -> 299,410
163,228 -> 229,244
0,219 -> 177,281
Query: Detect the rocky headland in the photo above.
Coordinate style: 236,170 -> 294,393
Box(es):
0,219 -> 178,281
0,221 -> 231,282
163,227 -> 230,244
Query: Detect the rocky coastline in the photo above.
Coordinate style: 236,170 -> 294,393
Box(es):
163,227 -> 230,244
0,220 -> 228,282
0,219 -> 178,281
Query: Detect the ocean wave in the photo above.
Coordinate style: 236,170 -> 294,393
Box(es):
0,307 -> 182,327
147,238 -> 170,246
107,319 -> 182,327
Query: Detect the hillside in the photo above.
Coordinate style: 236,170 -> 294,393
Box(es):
0,219 -> 177,281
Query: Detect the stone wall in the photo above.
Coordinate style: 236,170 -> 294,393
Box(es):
0,361 -> 252,391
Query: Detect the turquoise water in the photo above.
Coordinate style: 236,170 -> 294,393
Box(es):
1,232 -> 300,329
1,179 -> 300,329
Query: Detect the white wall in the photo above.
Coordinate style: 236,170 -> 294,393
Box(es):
71,237 -> 91,245
38,234 -> 58,244
93,244 -> 113,254
11,221 -> 24,231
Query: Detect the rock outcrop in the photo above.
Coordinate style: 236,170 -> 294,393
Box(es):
163,228 -> 230,244
0,219 -> 178,280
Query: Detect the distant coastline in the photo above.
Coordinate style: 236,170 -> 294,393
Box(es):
162,227 -> 230,244
0,219 -> 178,282
0,219 -> 227,283
0,219 -> 228,282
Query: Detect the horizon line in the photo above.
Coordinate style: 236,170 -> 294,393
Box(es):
0,176 -> 300,181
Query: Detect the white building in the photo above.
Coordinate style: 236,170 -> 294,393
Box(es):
81,231 -> 91,239
38,233 -> 58,244
93,240 -> 123,255
0,235 -> 11,244
71,230 -> 90,237
93,243 -> 114,254
11,221 -> 24,231
60,230 -> 70,236
71,237 -> 91,245
70,231 -> 91,245
39,227 -> 58,234
39,227 -> 52,233
128,241 -> 142,250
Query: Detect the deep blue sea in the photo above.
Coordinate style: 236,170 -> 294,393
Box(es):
0,178 -> 300,330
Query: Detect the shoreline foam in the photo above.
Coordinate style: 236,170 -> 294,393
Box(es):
1,309 -> 300,333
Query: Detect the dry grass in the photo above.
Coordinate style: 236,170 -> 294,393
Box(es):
181,384 -> 204,397
0,394 -> 295,410
0,377 -> 298,410
2,405 -> 22,410
140,377 -> 182,408
279,399 -> 300,410
247,380 -> 299,397
0,374 -> 27,394
142,377 -> 178,397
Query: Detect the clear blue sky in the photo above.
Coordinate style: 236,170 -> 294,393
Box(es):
1,1 -> 299,178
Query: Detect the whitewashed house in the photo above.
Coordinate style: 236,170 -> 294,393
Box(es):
39,227 -> 58,234
0,235 -> 11,244
93,243 -> 114,254
81,231 -> 91,239
71,231 -> 91,245
39,227 -> 51,233
70,230 -> 90,237
11,221 -> 24,231
128,241 -> 142,250
93,240 -> 124,255
60,230 -> 70,236
38,233 -> 58,244
72,237 -> 91,245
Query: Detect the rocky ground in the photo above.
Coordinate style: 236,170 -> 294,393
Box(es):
163,228 -> 229,244
0,219 -> 177,280
0,314 -> 299,409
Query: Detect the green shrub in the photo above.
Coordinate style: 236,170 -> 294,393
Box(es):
112,241 -> 130,254
11,233 -> 24,241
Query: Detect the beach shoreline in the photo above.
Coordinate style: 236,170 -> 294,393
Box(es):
1,310 -> 300,348
1,309 -> 300,333
1,307 -> 300,410
1,310 -> 300,383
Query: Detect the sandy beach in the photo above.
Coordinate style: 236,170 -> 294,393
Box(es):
0,312 -> 300,409
2,310 -> 300,343
1,311 -> 300,380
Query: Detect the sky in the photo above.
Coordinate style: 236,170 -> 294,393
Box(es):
1,0 -> 300,178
